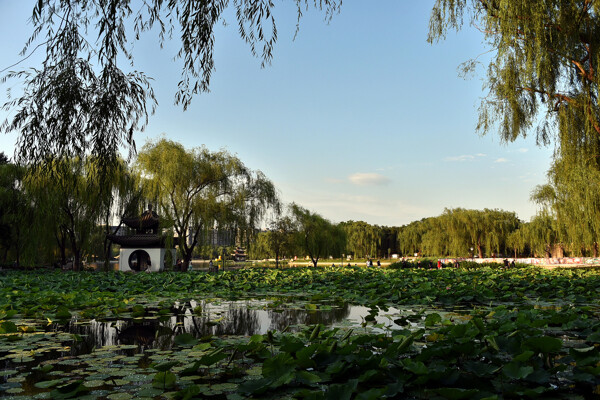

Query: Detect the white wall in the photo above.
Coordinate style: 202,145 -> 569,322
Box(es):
118,248 -> 175,272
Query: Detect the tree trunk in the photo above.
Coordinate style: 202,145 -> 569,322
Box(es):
14,225 -> 21,268
183,249 -> 193,270
311,256 -> 318,268
55,229 -> 67,267
73,248 -> 81,271
181,227 -> 201,270
103,238 -> 112,271
275,249 -> 280,269
594,243 -> 598,258
59,241 -> 67,266
477,244 -> 483,258
68,229 -> 81,271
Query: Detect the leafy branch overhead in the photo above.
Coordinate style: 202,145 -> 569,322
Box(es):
429,0 -> 600,144
1,0 -> 342,166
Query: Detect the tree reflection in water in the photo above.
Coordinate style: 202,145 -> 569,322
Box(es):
66,299 -> 352,353
268,304 -> 350,330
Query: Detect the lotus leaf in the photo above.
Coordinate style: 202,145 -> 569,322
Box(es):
152,370 -> 176,390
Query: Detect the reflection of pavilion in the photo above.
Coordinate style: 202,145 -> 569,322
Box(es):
108,205 -> 175,272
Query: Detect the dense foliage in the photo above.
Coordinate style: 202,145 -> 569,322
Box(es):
0,142 -> 278,269
398,209 -> 520,258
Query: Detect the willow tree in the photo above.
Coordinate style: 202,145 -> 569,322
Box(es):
2,1 -> 341,170
443,208 -> 519,258
0,160 -> 38,267
430,0 -> 600,144
522,212 -> 561,257
430,1 -> 600,249
341,221 -> 382,259
268,216 -> 296,268
290,204 -> 345,268
136,138 -> 278,268
25,157 -> 116,270
507,225 -> 529,258
398,219 -> 429,257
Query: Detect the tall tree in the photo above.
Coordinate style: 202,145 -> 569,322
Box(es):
268,216 -> 295,269
135,138 -> 278,268
2,1 -> 342,168
290,204 -> 345,268
524,212 -> 561,258
398,219 -> 428,257
248,231 -> 272,261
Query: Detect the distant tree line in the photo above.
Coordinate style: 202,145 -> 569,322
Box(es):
395,208 -> 598,259
249,218 -> 400,263
249,206 -> 597,262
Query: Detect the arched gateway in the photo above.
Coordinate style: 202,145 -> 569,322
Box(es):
107,205 -> 175,272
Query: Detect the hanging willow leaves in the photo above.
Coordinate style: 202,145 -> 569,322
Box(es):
429,0 -> 600,252
1,0 -> 342,170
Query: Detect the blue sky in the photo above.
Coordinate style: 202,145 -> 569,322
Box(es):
0,1 -> 553,226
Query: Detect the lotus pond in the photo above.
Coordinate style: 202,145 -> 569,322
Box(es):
1,265 -> 600,399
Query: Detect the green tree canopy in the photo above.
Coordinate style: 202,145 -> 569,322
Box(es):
268,215 -> 296,268
429,0 -> 600,146
397,208 -> 520,258
340,220 -> 382,259
25,157 -> 119,270
135,138 -> 278,267
290,203 -> 345,267
0,161 -> 34,266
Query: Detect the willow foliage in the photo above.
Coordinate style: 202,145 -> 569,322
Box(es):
290,203 -> 345,267
430,0 -> 600,252
429,0 -> 600,146
340,220 -> 382,259
1,0 -> 341,170
398,209 -> 520,258
135,138 -> 278,266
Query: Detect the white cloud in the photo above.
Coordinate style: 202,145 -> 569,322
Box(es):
444,153 -> 488,162
517,148 -> 528,153
494,157 -> 509,163
445,155 -> 475,162
348,172 -> 391,186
